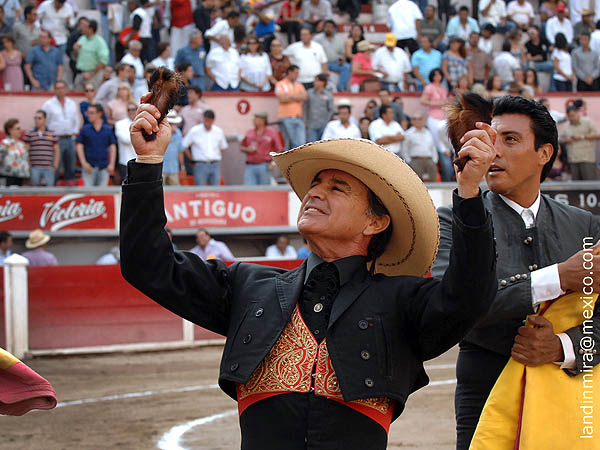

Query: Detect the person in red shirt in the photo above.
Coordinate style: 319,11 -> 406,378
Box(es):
240,112 -> 284,185
170,0 -> 195,56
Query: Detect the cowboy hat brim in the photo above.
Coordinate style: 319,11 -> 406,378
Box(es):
272,138 -> 439,276
25,233 -> 50,249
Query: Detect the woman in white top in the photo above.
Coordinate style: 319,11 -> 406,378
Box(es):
552,32 -> 575,92
150,42 -> 175,70
239,37 -> 274,92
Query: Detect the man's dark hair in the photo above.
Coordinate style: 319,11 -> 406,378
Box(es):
483,23 -> 496,33
555,32 -> 568,50
366,191 -> 392,271
189,85 -> 203,96
36,109 -> 47,118
501,40 -> 511,52
338,104 -> 352,113
89,19 -> 98,33
324,19 -> 336,27
493,96 -> 559,182
24,5 -> 35,17
0,231 -> 11,244
301,26 -> 313,34
228,10 -> 240,19
197,228 -> 210,236
89,103 -> 104,115
566,104 -> 579,114
204,109 -> 215,119
459,6 -> 469,13
580,31 -> 591,38
287,64 -> 299,73
115,62 -> 128,74
380,104 -> 391,118
315,73 -> 328,82
176,62 -> 192,73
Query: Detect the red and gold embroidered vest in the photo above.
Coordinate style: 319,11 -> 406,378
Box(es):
237,305 -> 394,432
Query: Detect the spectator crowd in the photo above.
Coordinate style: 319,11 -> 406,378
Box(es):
0,0 -> 599,185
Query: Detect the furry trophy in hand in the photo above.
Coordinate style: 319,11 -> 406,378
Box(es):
445,93 -> 493,171
142,67 -> 184,141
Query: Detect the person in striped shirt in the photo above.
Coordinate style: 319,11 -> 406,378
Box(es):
23,110 -> 60,187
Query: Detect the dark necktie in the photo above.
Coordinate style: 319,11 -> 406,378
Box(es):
300,262 -> 340,343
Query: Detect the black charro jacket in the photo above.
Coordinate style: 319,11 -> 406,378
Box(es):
120,161 -> 497,421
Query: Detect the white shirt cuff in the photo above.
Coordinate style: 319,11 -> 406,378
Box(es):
530,264 -> 565,306
554,332 -> 576,369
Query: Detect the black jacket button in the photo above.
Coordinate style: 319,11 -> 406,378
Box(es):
360,350 -> 370,360
358,320 -> 369,330
243,334 -> 252,344
364,378 -> 374,388
255,308 -> 264,317
230,362 -> 239,371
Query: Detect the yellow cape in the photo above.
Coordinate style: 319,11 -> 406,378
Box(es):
470,292 -> 599,450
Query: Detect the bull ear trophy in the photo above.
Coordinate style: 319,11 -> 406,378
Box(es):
445,93 -> 493,171
142,67 -> 184,141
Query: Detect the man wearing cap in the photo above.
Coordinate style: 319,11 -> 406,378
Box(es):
546,3 -> 573,45
240,112 -> 283,185
574,9 -> 596,43
120,92 -> 498,449
372,34 -> 412,92
162,111 -> 185,185
22,230 -> 58,267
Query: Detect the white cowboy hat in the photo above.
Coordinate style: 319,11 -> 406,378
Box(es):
272,138 -> 439,276
25,229 -> 51,249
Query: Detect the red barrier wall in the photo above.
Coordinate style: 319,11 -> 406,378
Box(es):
22,260 -> 302,350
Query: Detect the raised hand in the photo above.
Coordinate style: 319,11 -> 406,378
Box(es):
129,93 -> 172,160
455,121 -> 497,199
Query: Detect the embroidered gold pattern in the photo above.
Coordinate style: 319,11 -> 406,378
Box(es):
239,305 -> 391,415
238,307 -> 317,400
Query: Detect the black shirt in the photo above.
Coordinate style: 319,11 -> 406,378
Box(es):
525,39 -> 549,62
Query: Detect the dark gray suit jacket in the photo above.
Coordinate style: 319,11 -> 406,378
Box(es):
432,190 -> 600,374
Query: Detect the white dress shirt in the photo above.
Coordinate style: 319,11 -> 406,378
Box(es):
206,47 -> 241,89
368,118 -> 404,154
37,0 -> 75,45
545,16 -> 574,44
150,56 -> 175,71
265,244 -> 298,259
387,0 -> 423,40
114,117 -> 136,166
282,41 -> 327,84
240,53 -> 273,92
42,96 -> 80,136
182,124 -> 228,161
403,127 -> 438,163
506,0 -> 534,27
498,193 -> 575,369
478,0 -> 507,26
205,20 -> 234,51
372,46 -> 411,85
321,120 -> 361,139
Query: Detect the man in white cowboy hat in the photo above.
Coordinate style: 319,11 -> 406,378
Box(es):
120,97 -> 498,449
22,229 -> 58,267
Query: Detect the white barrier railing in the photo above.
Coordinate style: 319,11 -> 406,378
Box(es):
4,254 -> 29,359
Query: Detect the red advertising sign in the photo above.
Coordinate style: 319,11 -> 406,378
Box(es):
0,193 -> 116,231
164,191 -> 289,228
